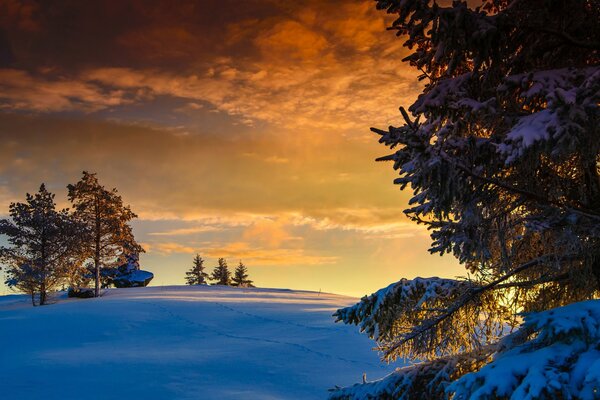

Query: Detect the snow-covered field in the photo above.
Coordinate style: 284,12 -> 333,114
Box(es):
0,285 -> 396,399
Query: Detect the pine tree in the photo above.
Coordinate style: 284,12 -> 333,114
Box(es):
210,258 -> 231,286
185,254 -> 209,285
331,1 -> 600,398
231,261 -> 254,287
67,171 -> 143,297
0,184 -> 83,305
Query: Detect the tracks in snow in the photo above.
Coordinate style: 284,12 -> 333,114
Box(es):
142,299 -> 384,369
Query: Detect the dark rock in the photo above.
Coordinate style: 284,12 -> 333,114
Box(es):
110,253 -> 154,288
113,270 -> 154,288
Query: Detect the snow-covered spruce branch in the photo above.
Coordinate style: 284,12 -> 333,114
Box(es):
335,253 -> 578,361
449,300 -> 600,399
334,277 -> 504,362
382,254 -> 573,358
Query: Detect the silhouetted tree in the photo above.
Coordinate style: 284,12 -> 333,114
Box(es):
0,184 -> 83,305
185,254 -> 209,285
210,258 -> 231,285
232,261 -> 253,287
68,171 -> 143,297
332,0 -> 600,398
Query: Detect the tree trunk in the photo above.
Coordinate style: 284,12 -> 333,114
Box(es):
31,290 -> 36,306
40,283 -> 46,305
94,197 -> 101,298
582,157 -> 600,211
94,252 -> 100,297
40,235 -> 47,305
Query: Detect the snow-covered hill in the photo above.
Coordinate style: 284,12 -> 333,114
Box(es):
0,285 -> 396,399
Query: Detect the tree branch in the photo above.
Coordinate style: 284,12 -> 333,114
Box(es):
524,26 -> 600,51
385,254 -> 574,356
438,150 -> 600,221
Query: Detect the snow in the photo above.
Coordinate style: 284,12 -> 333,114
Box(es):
0,285 -> 396,400
449,300 -> 600,400
497,67 -> 599,164
124,269 -> 154,283
500,109 -> 553,155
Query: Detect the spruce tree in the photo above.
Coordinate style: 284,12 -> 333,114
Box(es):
210,258 -> 231,286
67,171 -> 143,297
185,254 -> 209,285
0,184 -> 83,305
331,1 -> 600,398
231,261 -> 254,287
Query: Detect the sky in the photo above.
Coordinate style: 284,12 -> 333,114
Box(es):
0,0 -> 463,297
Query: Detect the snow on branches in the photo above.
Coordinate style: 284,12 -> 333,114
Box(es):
334,277 -> 509,361
332,300 -> 600,399
330,355 -> 469,400
498,67 -> 600,164
450,300 -> 600,399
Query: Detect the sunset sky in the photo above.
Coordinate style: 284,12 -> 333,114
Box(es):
0,0 -> 463,297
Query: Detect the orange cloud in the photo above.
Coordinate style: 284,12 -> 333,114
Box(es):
0,0 -> 420,130
148,226 -> 221,236
201,241 -> 338,266
0,69 -> 130,112
253,19 -> 330,62
141,242 -> 197,255
242,217 -> 302,248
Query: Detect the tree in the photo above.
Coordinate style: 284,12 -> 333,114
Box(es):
231,261 -> 254,287
0,184 -> 83,305
68,171 -> 143,297
185,254 -> 209,285
210,258 -> 231,285
331,0 -> 600,398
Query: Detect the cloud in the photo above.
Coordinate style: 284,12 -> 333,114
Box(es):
148,226 -> 221,236
0,69 -> 131,112
37,52 -> 417,129
141,242 -> 197,255
200,241 -> 338,266
0,0 -> 420,130
0,110 -> 416,221
264,156 -> 289,164
242,217 -> 302,248
141,233 -> 337,266
288,207 -> 424,236
116,26 -> 205,62
253,19 -> 330,62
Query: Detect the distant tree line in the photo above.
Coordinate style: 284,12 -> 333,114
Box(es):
0,171 -> 143,306
185,255 -> 254,287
